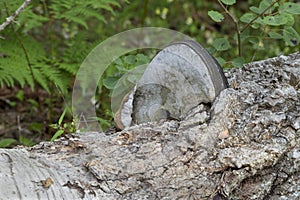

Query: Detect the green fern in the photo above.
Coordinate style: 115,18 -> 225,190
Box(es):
0,34 -> 70,94
17,5 -> 49,32
33,63 -> 71,94
0,0 -> 120,94
0,0 -> 128,133
0,0 -> 23,21
62,32 -> 91,64
0,69 -> 14,87
0,36 -> 37,89
49,0 -> 120,29
0,0 -> 48,32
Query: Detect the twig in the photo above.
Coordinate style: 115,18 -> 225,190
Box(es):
0,0 -> 32,32
217,0 -> 242,57
241,0 -> 280,33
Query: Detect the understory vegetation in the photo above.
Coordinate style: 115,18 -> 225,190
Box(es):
0,0 -> 299,147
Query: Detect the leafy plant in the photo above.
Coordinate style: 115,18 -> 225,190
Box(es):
0,0 -> 123,141
19,135 -> 35,146
50,107 -> 76,141
208,0 -> 300,67
0,36 -> 69,94
102,53 -> 151,91
48,0 -> 120,29
0,138 -> 17,148
0,0 -> 120,92
94,52 -> 151,129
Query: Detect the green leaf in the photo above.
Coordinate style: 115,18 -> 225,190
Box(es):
0,70 -> 14,88
0,138 -> 16,148
250,6 -> 261,14
232,57 -> 245,68
283,27 -> 300,46
59,63 -> 79,75
212,38 -> 230,51
32,67 -> 50,93
28,123 -> 43,132
18,7 -> 49,32
268,31 -> 283,39
239,29 -> 251,41
27,99 -> 39,108
281,13 -> 295,26
124,55 -> 136,65
250,23 -> 260,29
97,117 -> 111,130
103,77 -> 119,90
19,135 -> 35,146
245,17 -> 264,29
114,58 -> 123,66
50,130 -> 65,142
279,2 -> 300,15
263,15 -> 288,26
135,54 -> 150,65
250,0 -> 277,14
115,65 -> 129,72
207,47 -> 217,55
248,37 -> 259,45
127,74 -> 141,84
240,13 -> 256,23
249,38 -> 265,50
215,57 -> 226,67
15,91 -> 24,101
208,11 -> 224,22
221,0 -> 236,5
58,108 -> 67,125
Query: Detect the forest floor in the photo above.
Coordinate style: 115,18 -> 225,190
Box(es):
0,86 -> 64,147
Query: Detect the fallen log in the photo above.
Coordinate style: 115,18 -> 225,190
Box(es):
1,52 -> 299,199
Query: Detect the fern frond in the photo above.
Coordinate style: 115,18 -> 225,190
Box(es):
38,64 -> 70,94
49,0 -> 118,28
0,1 -> 49,33
63,32 -> 90,62
32,66 -> 49,92
60,11 -> 89,29
97,0 -> 121,9
59,63 -> 79,75
0,69 -> 14,87
17,5 -> 49,32
0,34 -> 72,94
0,0 -> 23,22
0,0 -> 120,96
74,6 -> 106,23
0,36 -> 35,89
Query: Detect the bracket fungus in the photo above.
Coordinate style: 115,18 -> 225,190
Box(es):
115,40 -> 228,130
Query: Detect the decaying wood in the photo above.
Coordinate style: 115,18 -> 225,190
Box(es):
0,52 -> 300,199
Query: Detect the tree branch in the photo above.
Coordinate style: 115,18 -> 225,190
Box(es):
217,0 -> 242,57
0,0 -> 32,32
240,0 -> 280,33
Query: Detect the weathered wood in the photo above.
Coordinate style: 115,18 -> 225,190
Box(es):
0,52 -> 300,199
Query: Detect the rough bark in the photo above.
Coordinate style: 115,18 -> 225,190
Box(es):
1,52 -> 300,200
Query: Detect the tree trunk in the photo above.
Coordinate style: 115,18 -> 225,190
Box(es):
1,52 -> 300,199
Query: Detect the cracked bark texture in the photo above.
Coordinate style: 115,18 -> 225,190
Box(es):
0,52 -> 300,199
